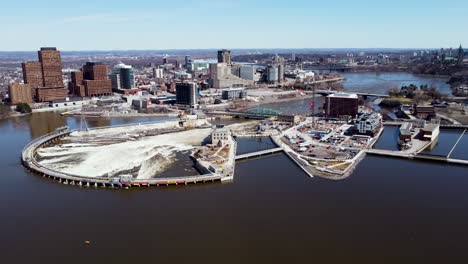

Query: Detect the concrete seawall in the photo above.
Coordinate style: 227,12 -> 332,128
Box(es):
21,122 -> 225,189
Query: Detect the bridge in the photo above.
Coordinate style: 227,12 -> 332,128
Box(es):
316,90 -> 389,98
235,147 -> 284,160
383,121 -> 468,129
208,109 -> 281,119
304,65 -> 354,72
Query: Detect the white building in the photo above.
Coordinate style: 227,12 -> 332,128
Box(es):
211,127 -> 231,145
174,71 -> 192,80
356,112 -> 382,136
153,67 -> 164,79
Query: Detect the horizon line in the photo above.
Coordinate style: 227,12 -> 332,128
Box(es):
0,47 -> 463,53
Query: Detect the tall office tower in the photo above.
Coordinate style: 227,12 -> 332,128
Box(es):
21,62 -> 43,88
458,45 -> 464,65
184,55 -> 192,68
110,63 -> 135,90
38,47 -> 64,87
21,47 -> 67,102
218,49 -> 232,64
175,82 -> 199,108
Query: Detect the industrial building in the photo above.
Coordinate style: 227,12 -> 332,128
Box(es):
110,63 -> 135,90
218,49 -> 232,64
211,126 -> 231,145
8,82 -> 33,105
266,65 -> 279,83
21,47 -> 68,102
239,65 -> 255,80
209,63 -> 254,89
413,105 -> 436,120
324,93 -> 359,118
277,115 -> 301,124
189,59 -> 217,71
421,123 -> 440,141
222,88 -> 247,100
176,82 -> 199,108
399,122 -> 413,142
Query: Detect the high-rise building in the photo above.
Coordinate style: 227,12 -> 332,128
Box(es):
218,49 -> 232,64
110,63 -> 135,90
184,55 -> 191,68
21,47 -> 67,102
176,82 -> 199,108
70,62 -> 112,97
38,47 -> 64,87
8,82 -> 33,105
324,93 -> 359,118
458,45 -> 465,65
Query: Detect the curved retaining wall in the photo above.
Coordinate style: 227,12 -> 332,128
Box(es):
21,126 -> 223,189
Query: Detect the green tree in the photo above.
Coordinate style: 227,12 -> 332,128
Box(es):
15,103 -> 32,114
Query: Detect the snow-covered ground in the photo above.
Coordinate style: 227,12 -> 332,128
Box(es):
37,128 -> 211,179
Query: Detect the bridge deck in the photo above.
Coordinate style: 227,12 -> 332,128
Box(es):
235,147 -> 284,160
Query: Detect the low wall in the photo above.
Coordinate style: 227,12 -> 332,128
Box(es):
21,122 -> 223,189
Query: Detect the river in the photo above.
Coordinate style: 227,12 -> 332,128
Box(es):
340,72 -> 452,95
1,110 -> 468,263
1,70 -> 468,263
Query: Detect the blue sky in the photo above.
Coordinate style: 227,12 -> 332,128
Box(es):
1,0 -> 467,51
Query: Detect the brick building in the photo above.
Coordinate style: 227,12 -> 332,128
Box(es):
70,62 -> 112,97
324,93 -> 359,118
21,47 -> 68,102
8,82 -> 33,105
38,48 -> 64,87
21,62 -> 43,88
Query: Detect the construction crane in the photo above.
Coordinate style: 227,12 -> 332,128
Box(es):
304,76 -> 317,127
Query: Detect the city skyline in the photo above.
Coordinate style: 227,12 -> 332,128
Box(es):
1,0 -> 467,51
